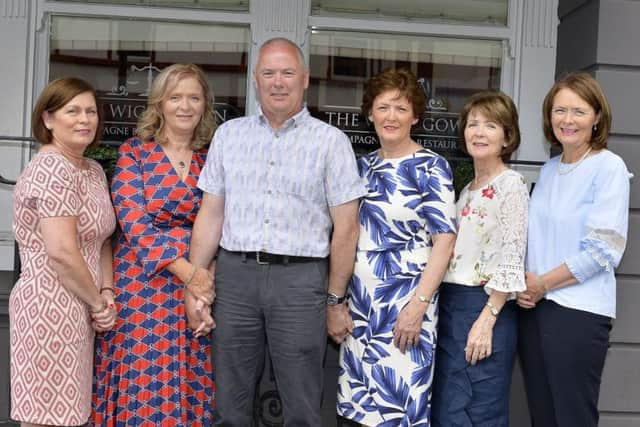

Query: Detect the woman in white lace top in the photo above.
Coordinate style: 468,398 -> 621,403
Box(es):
432,91 -> 528,427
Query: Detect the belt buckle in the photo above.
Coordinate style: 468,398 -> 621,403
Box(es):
255,251 -> 269,265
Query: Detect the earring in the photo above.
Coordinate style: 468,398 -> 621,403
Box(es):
503,143 -> 508,148
593,124 -> 598,131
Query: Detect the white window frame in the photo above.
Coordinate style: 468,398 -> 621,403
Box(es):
0,0 -> 557,270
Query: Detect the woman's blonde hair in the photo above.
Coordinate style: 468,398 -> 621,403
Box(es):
137,63 -> 216,149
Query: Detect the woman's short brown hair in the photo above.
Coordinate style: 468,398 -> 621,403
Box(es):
361,68 -> 426,119
542,72 -> 611,150
458,90 -> 521,163
137,63 -> 216,149
32,77 -> 102,147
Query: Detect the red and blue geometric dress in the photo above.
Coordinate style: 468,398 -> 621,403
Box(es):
93,137 -> 214,426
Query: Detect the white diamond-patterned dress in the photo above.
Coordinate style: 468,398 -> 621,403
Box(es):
9,151 -> 115,425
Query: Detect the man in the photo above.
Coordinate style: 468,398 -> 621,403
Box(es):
190,37 -> 365,426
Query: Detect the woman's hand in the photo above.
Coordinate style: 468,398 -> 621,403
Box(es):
91,294 -> 117,332
393,297 -> 427,353
465,311 -> 496,366
185,289 -> 215,338
187,267 -> 215,305
517,272 -> 546,309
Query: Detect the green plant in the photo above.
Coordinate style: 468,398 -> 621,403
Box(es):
86,144 -> 118,182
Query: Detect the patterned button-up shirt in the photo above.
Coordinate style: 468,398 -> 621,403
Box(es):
198,107 -> 366,257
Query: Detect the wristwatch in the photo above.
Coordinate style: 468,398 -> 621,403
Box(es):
327,292 -> 346,306
486,301 -> 500,317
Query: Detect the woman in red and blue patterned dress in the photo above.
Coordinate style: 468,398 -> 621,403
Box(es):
93,64 -> 217,426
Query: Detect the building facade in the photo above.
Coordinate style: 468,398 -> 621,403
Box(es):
0,0 -> 637,425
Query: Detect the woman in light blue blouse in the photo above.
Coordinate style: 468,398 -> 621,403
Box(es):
517,72 -> 631,427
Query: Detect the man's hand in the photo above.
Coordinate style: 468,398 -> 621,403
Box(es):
187,267 -> 215,304
327,303 -> 353,344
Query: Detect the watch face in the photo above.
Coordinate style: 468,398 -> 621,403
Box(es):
327,294 -> 339,305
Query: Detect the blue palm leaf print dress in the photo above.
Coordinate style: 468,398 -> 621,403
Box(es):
337,149 -> 457,426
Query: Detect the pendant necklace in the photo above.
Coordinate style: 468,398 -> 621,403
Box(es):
558,147 -> 592,175
177,160 -> 186,170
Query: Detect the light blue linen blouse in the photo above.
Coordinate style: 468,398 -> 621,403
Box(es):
527,149 -> 631,318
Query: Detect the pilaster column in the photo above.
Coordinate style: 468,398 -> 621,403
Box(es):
0,0 -> 34,270
513,0 -> 558,172
246,0 -> 311,113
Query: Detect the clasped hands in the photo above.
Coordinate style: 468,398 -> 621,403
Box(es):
91,293 -> 117,333
516,272 -> 546,309
185,266 -> 216,338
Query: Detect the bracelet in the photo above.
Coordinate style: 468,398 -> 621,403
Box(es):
536,276 -> 549,294
185,264 -> 198,286
89,299 -> 108,314
100,287 -> 115,295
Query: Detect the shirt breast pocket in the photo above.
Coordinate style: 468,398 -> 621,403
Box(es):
282,175 -> 325,203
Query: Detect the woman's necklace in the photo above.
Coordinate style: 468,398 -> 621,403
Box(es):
177,160 -> 186,170
558,146 -> 592,175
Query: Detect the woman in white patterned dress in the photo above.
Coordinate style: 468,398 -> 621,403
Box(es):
335,68 -> 457,427
431,91 -> 528,426
9,78 -> 117,426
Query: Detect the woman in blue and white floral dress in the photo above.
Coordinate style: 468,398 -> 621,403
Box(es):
335,68 -> 457,427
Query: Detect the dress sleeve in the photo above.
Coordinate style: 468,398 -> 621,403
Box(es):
420,155 -> 457,235
485,174 -> 528,293
35,155 -> 80,218
565,156 -> 631,282
110,139 -> 188,277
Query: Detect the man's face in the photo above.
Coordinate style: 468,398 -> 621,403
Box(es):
254,42 -> 309,125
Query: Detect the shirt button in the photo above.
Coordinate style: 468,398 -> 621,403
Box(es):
267,190 -> 272,195
269,161 -> 275,166
264,219 -> 270,224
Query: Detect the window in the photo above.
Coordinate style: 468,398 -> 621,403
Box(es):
311,0 -> 508,26
49,0 -> 250,12
308,30 -> 502,157
49,16 -> 250,144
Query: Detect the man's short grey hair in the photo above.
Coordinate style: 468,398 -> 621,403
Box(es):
257,37 -> 307,69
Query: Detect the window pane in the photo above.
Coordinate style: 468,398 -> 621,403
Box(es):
49,16 -> 250,144
49,0 -> 249,12
311,0 -> 508,26
308,30 -> 502,158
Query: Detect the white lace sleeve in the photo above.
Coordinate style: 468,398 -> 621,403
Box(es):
485,175 -> 528,293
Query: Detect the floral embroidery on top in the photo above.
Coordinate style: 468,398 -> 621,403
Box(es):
443,170 -> 529,293
482,185 -> 496,199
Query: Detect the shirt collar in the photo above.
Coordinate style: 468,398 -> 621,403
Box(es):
257,105 -> 310,131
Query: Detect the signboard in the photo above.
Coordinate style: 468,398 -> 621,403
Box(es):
310,77 -> 464,156
96,63 -> 242,144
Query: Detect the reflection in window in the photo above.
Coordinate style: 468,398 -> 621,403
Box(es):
49,16 -> 250,144
311,0 -> 508,26
50,0 -> 249,12
308,30 -> 502,158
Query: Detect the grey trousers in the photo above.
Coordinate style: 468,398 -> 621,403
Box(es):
212,249 -> 328,426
